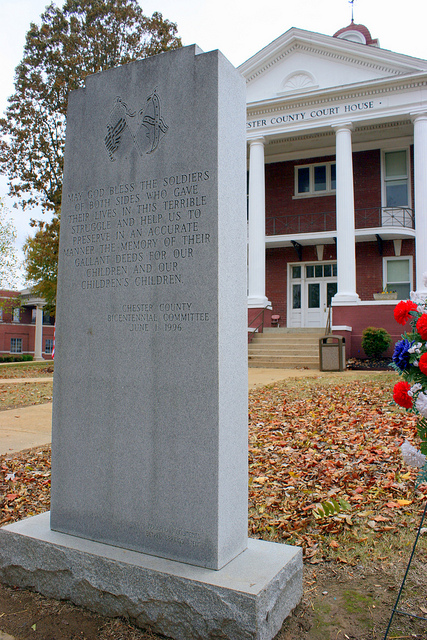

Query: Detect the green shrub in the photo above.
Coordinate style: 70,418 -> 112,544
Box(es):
362,326 -> 392,358
0,355 -> 34,363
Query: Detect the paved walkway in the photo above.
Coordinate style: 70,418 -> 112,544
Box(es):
0,403 -> 53,455
0,368 -> 379,455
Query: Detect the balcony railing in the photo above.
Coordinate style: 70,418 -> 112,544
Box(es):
266,207 -> 415,236
356,207 -> 415,230
266,211 -> 336,236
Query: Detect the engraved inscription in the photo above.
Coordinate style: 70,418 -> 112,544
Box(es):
63,169 -> 213,332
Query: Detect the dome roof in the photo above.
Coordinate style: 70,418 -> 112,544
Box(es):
333,23 -> 379,47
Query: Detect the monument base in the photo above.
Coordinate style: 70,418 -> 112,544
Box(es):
0,513 -> 302,640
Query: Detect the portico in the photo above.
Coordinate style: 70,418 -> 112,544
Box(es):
241,23 -> 427,347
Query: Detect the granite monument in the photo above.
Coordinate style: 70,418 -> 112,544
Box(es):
0,45 -> 302,640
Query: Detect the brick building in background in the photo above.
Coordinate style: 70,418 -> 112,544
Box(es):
0,289 -> 54,361
242,22 -> 427,357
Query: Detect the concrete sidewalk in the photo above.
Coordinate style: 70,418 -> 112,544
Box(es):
0,368 -> 373,455
0,403 -> 52,455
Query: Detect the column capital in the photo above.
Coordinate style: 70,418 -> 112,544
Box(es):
332,122 -> 353,133
248,136 -> 266,147
411,112 -> 427,124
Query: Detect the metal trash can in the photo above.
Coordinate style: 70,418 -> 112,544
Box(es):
319,334 -> 346,371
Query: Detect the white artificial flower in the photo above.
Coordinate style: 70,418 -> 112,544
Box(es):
401,441 -> 427,468
408,383 -> 423,397
415,392 -> 427,418
408,342 -> 423,355
410,292 -> 423,305
410,291 -> 427,306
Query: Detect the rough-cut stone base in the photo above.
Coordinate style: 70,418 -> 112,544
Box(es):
0,513 -> 302,640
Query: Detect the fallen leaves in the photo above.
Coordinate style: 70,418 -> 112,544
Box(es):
248,375 -> 427,558
1,373 -> 426,568
0,363 -> 54,380
0,381 -> 53,409
0,447 -> 51,523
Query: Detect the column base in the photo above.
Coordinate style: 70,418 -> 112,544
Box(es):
332,293 -> 361,304
248,297 -> 271,308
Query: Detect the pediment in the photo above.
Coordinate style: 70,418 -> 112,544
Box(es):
239,28 -> 427,104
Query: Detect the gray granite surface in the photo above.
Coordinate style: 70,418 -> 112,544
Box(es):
0,513 -> 303,640
52,45 -> 248,570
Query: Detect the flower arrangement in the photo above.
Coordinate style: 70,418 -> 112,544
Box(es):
392,283 -> 427,486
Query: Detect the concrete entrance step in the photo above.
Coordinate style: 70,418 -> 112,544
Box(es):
248,329 -> 324,369
248,355 -> 319,369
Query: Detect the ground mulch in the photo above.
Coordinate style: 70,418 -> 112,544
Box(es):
346,357 -> 393,371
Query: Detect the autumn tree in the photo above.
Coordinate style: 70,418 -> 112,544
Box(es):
23,217 -> 59,310
1,0 -> 181,304
0,199 -> 18,290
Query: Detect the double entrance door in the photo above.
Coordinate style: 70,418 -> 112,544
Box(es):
289,262 -> 337,328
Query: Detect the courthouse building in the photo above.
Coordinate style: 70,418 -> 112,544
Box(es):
242,22 -> 427,356
0,289 -> 54,361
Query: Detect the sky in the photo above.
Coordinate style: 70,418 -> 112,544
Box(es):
1,0 -> 426,286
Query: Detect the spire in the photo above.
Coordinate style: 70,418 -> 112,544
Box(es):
349,0 -> 356,23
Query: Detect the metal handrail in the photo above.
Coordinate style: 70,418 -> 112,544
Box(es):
266,206 -> 415,236
248,305 -> 272,343
325,305 -> 332,335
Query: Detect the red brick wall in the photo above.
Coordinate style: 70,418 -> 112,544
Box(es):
248,307 -> 272,332
333,303 -> 405,359
265,247 -> 288,322
354,149 -> 382,228
265,149 -> 386,235
265,155 -> 336,235
356,240 -> 415,301
0,291 -> 20,323
0,323 -> 55,359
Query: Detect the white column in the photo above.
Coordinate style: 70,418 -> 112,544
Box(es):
412,113 -> 427,296
34,304 -> 44,361
332,124 -> 360,303
248,138 -> 270,307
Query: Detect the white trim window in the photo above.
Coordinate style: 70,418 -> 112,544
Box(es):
12,307 -> 20,323
382,149 -> 410,208
10,338 -> 22,353
45,339 -> 54,355
383,256 -> 412,300
294,162 -> 336,197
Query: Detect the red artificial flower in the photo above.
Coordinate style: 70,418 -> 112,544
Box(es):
394,300 -> 418,325
416,313 -> 427,340
393,380 -> 413,409
419,353 -> 427,376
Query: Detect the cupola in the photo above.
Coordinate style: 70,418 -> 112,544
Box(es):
333,23 -> 379,47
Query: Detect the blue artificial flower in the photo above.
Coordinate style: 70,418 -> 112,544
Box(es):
393,339 -> 414,371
